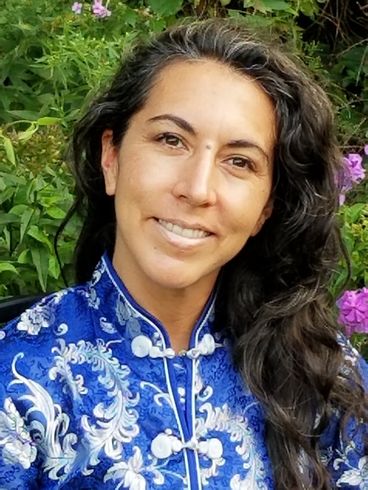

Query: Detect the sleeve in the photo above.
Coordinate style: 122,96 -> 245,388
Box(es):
0,319 -> 43,489
321,352 -> 368,489
0,394 -> 41,489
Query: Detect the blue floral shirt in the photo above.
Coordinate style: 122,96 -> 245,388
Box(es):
0,254 -> 367,489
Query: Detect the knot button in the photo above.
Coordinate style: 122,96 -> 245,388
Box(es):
131,335 -> 152,358
151,433 -> 183,459
199,438 -> 223,459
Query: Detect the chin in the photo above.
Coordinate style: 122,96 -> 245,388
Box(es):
150,271 -> 199,291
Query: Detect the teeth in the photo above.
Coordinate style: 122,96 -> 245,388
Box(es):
158,219 -> 209,239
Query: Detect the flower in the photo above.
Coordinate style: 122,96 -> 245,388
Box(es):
104,447 -> 148,489
92,0 -> 111,18
337,456 -> 368,486
337,288 -> 368,336
345,153 -> 365,184
71,2 -> 83,14
337,151 -> 366,205
0,398 -> 37,469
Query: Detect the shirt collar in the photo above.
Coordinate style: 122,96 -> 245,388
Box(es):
87,253 -> 217,351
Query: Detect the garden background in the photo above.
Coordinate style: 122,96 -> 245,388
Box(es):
0,0 -> 367,356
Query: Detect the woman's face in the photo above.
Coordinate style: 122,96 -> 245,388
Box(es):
101,59 -> 275,296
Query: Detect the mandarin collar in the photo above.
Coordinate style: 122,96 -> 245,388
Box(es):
86,253 -> 217,353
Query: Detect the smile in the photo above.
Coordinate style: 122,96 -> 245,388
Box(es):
157,219 -> 211,239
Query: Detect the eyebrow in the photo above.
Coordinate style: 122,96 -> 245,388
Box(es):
226,139 -> 270,164
148,114 -> 196,135
148,113 -> 270,164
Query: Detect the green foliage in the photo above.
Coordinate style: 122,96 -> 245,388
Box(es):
0,122 -> 79,295
0,0 -> 367,355
338,203 -> 368,289
0,0 -> 166,126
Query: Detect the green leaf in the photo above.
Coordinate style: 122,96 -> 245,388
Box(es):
20,207 -> 34,243
48,255 -> 60,280
36,117 -> 60,126
254,0 -> 291,11
147,0 -> 182,16
46,206 -> 66,219
2,136 -> 16,165
31,245 -> 49,292
0,188 -> 15,206
0,263 -> 19,275
27,225 -> 52,251
347,203 -> 365,222
0,213 -> 18,225
18,249 -> 30,264
17,126 -> 38,142
9,204 -> 28,216
7,110 -> 40,121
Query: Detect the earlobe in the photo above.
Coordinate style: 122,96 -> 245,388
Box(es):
101,129 -> 119,196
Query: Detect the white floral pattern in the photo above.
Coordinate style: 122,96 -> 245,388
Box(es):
0,397 -> 37,469
104,446 -> 165,489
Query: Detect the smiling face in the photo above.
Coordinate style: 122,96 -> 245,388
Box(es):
101,59 -> 275,299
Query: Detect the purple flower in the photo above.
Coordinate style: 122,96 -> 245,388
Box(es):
337,152 -> 366,205
345,153 -> 365,183
337,288 -> 368,336
365,144 -> 368,156
72,2 -> 83,14
92,0 -> 111,18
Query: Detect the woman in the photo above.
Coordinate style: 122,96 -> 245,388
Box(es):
0,19 -> 367,490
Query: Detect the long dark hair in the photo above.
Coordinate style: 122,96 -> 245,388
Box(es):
64,19 -> 367,489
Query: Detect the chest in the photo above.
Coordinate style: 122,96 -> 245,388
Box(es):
32,337 -> 274,489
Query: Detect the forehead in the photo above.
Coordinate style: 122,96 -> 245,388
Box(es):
133,59 -> 276,151
146,58 -> 272,107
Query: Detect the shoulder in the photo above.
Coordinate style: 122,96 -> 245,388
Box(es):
0,284 -> 95,384
319,334 -> 368,488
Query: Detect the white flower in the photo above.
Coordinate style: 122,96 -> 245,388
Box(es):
0,398 -> 37,469
104,447 -> 147,489
17,306 -> 52,335
2,438 -> 36,469
337,456 -> 368,486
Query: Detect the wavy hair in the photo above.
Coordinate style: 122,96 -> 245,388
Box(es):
63,19 -> 368,489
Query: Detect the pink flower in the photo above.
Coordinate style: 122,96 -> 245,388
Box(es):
92,0 -> 111,18
71,2 -> 83,14
345,153 -> 365,184
337,151 -> 366,205
337,288 -> 368,336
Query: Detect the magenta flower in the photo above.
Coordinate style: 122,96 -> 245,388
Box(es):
92,0 -> 111,18
72,2 -> 83,14
337,288 -> 368,336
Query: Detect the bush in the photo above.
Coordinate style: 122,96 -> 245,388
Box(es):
0,122 -> 78,295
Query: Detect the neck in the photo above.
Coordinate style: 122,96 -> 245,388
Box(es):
112,257 -> 215,352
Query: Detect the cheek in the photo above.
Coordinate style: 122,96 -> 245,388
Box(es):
223,193 -> 270,236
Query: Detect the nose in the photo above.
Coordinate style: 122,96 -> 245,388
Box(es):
172,149 -> 217,207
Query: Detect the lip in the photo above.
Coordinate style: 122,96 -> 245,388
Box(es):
153,217 -> 215,249
154,217 -> 214,235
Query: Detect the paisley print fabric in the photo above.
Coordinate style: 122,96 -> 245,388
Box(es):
0,254 -> 367,489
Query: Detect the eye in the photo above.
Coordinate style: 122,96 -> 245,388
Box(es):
227,156 -> 254,170
156,133 -> 186,149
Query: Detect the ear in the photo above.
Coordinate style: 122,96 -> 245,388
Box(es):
101,129 -> 119,196
251,198 -> 273,237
